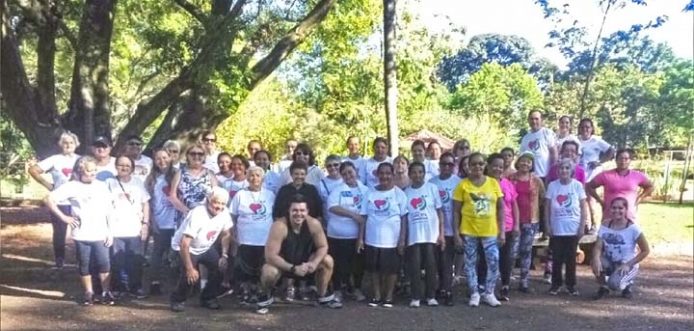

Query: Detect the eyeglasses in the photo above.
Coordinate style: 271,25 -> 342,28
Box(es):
439,162 -> 455,167
326,163 -> 340,168
127,141 -> 142,146
168,150 -> 180,154
188,152 -> 205,157
459,146 -> 470,150
295,151 -> 307,156
202,138 -> 216,143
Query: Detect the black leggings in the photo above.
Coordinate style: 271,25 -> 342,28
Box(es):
171,248 -> 222,303
51,205 -> 71,261
437,236 -> 455,292
550,236 -> 578,287
407,243 -> 438,300
499,231 -> 516,286
328,238 -> 364,290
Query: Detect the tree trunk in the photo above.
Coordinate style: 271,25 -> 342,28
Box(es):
383,0 -> 399,156
578,0 -> 612,119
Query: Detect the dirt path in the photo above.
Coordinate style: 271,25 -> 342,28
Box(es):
1,206 -> 692,331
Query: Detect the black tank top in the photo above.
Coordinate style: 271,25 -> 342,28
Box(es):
280,220 -> 314,265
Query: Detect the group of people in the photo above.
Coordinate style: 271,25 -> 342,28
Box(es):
30,111 -> 653,314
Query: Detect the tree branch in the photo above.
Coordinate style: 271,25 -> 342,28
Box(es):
249,0 -> 336,88
173,0 -> 206,24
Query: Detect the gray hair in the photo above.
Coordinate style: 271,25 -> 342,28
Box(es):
163,140 -> 181,151
557,158 -> 576,177
208,186 -> 230,205
247,165 -> 265,178
59,131 -> 80,148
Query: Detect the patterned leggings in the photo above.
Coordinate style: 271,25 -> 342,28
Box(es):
518,223 -> 539,281
463,236 -> 499,295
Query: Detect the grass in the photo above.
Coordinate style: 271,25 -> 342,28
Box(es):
637,202 -> 694,245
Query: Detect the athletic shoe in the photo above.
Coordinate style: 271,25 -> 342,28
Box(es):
548,286 -> 560,295
468,292 -> 480,307
54,257 -> 64,269
426,298 -> 439,306
318,294 -> 343,309
443,291 -> 454,306
170,301 -> 185,312
201,299 -> 221,310
368,298 -> 381,307
409,299 -> 420,308
382,300 -> 394,308
81,292 -> 94,306
257,294 -> 274,308
130,288 -> 148,299
622,286 -> 633,299
100,291 -> 116,305
593,286 -> 610,300
216,286 -> 234,299
482,293 -> 501,307
498,286 -> 510,301
149,282 -> 162,296
543,273 -> 552,284
351,288 -> 366,302
333,290 -> 343,303
567,286 -> 579,296
285,286 -> 296,302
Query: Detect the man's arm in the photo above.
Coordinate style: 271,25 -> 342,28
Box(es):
179,235 -> 199,284
307,217 -> 329,269
264,221 -> 293,272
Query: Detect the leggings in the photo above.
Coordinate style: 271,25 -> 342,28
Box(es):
407,243 -> 438,300
601,257 -> 639,290
51,205 -> 71,262
550,235 -> 578,287
149,229 -> 175,283
463,236 -> 499,295
75,240 -> 110,276
437,236 -> 456,292
499,231 -> 519,287
328,238 -> 364,291
518,223 -> 539,281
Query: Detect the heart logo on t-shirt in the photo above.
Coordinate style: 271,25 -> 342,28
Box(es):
556,194 -> 571,207
374,199 -> 388,210
206,230 -> 217,241
410,197 -> 426,210
438,189 -> 449,203
162,185 -> 171,196
528,139 -> 539,151
353,195 -> 362,207
61,168 -> 72,177
250,203 -> 266,215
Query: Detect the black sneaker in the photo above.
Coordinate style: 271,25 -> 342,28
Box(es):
130,288 -> 148,299
170,301 -> 185,312
548,286 -> 560,295
593,286 -> 610,300
149,282 -> 162,296
81,292 -> 94,306
382,300 -> 394,308
622,286 -> 633,299
443,291 -> 454,306
100,291 -> 116,305
201,299 -> 221,310
567,286 -> 579,296
368,298 -> 381,307
257,294 -> 274,308
54,257 -> 65,269
498,286 -> 510,301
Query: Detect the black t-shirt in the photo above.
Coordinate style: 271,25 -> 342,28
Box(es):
272,183 -> 323,220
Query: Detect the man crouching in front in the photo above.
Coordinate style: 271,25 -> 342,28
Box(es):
256,194 -> 342,314
170,187 -> 233,312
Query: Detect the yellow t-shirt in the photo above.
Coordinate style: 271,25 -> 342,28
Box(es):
452,177 -> 503,237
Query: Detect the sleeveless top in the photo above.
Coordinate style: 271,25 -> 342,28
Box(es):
178,165 -> 213,209
280,220 -> 314,265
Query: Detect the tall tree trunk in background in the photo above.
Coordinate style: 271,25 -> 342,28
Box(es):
578,0 -> 612,119
63,0 -> 117,150
383,0 -> 399,156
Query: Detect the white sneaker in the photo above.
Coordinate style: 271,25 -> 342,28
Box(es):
426,298 -> 439,306
468,292 -> 480,307
334,290 -> 343,303
409,299 -> 420,308
481,293 -> 501,307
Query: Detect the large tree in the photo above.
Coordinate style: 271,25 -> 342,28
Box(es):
2,0 -> 337,157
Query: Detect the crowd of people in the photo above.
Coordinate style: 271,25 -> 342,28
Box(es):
29,111 -> 654,313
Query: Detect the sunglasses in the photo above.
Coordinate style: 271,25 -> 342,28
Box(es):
202,138 -> 216,142
188,152 -> 205,157
127,141 -> 142,146
295,151 -> 307,156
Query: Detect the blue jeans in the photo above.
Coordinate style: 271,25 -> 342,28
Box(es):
463,236 -> 499,295
75,240 -> 110,276
518,223 -> 539,282
111,237 -> 145,291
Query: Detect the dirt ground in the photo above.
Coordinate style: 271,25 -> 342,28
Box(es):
1,206 -> 692,331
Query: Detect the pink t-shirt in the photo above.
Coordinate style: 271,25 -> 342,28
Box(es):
500,178 -> 518,232
591,169 -> 649,221
547,164 -> 586,184
514,179 -> 532,223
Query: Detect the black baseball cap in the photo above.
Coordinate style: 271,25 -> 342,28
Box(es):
93,136 -> 111,147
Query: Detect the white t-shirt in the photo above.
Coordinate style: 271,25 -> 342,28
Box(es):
106,177 -> 151,238
579,136 -> 611,181
361,157 -> 394,189
218,176 -> 248,201
598,223 -> 642,263
151,174 -> 177,230
318,177 -> 344,219
230,188 -> 275,246
404,182 -> 442,245
95,157 -> 117,181
361,187 -> 408,248
343,156 -> 366,182
49,180 -> 112,242
171,205 -> 233,255
556,134 -> 582,155
424,159 -> 440,182
38,153 -> 80,201
280,165 -> 325,186
545,179 -> 586,236
520,128 -> 556,178
262,170 -> 282,194
133,155 -> 153,181
429,175 -> 462,236
204,152 -> 220,174
326,182 -> 369,239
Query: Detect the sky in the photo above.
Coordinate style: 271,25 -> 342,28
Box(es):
412,0 -> 693,67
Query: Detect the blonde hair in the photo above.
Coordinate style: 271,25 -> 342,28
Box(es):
59,131 -> 80,148
208,186 -> 230,205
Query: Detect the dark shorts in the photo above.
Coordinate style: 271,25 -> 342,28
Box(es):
235,245 -> 265,282
364,245 -> 400,274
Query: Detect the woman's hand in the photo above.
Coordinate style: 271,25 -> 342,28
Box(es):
61,215 -> 79,228
497,232 -> 506,246
356,239 -> 364,253
591,259 -> 602,277
616,263 -> 631,276
437,234 -> 446,251
104,235 -> 114,248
